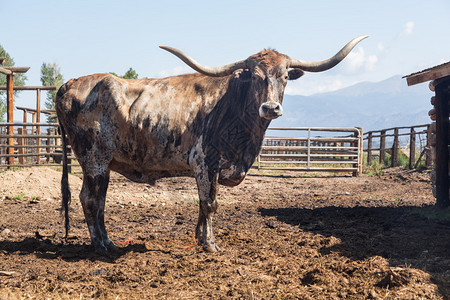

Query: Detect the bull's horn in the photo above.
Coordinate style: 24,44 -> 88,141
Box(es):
288,35 -> 369,72
160,46 -> 250,77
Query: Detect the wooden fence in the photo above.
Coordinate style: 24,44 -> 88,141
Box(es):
0,122 -> 77,168
256,127 -> 363,176
363,124 -> 431,169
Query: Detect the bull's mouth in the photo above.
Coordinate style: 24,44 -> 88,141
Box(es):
260,111 -> 283,120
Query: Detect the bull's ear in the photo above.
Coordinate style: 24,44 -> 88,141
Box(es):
288,68 -> 304,81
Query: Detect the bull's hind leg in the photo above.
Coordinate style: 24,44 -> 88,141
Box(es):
79,169 -> 118,254
195,171 -> 221,252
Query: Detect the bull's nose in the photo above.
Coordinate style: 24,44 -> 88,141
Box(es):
259,101 -> 283,120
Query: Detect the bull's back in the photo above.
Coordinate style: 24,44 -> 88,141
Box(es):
55,73 -> 195,178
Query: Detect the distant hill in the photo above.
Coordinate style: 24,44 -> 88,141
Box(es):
271,75 -> 433,133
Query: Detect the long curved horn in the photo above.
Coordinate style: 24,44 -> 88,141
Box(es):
160,46 -> 249,77
288,35 -> 369,72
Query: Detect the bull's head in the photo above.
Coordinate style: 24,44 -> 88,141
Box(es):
160,35 -> 368,120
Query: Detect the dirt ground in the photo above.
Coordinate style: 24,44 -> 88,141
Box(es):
0,166 -> 449,299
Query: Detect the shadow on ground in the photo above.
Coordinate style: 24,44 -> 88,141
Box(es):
0,237 -> 154,263
259,205 -> 450,297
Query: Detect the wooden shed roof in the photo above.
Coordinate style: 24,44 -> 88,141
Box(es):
404,61 -> 450,86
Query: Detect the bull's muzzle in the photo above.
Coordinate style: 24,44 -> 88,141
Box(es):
259,101 -> 283,120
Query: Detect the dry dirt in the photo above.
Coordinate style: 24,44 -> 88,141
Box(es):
0,166 -> 449,299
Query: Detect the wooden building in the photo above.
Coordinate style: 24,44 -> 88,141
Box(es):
404,62 -> 450,208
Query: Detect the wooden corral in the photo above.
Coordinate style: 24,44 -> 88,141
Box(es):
0,122 -> 78,168
405,62 -> 450,208
364,124 -> 431,169
0,58 -> 66,168
257,127 -> 363,176
0,58 -> 30,165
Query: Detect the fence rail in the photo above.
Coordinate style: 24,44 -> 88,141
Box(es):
0,122 -> 77,169
256,127 -> 363,176
363,124 -> 431,169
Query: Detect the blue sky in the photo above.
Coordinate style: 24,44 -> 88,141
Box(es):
1,0 -> 450,110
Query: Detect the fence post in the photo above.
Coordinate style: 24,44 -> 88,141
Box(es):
409,127 -> 416,169
17,128 -> 24,165
6,74 -> 14,167
36,89 -> 41,164
392,128 -> 399,167
46,128 -> 52,163
380,130 -> 386,165
355,127 -> 363,176
367,132 -> 373,165
426,124 -> 432,168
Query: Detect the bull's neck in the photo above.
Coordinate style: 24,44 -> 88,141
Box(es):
199,76 -> 270,171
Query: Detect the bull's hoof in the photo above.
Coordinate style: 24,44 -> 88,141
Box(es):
203,243 -> 221,252
105,241 -> 121,254
94,240 -> 121,256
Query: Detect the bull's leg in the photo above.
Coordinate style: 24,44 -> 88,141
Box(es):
79,170 -> 117,254
195,171 -> 220,252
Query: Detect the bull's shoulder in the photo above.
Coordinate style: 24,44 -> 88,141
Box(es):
57,73 -> 116,99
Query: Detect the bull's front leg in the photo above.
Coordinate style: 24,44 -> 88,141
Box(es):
195,171 -> 220,252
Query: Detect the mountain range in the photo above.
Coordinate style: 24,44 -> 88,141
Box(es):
271,75 -> 433,133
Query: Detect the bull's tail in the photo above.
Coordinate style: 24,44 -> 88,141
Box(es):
60,123 -> 72,240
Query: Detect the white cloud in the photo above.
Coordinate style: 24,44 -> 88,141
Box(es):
342,47 -> 378,74
285,78 -> 344,96
398,21 -> 414,39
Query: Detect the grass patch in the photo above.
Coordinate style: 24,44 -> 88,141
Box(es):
364,158 -> 384,176
12,192 -> 26,200
363,150 -> 429,175
408,206 -> 450,222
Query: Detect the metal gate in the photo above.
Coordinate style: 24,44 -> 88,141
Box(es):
256,127 -> 363,176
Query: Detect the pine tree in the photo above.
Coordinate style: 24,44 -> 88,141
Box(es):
110,67 -> 139,79
0,44 -> 27,122
40,62 -> 64,122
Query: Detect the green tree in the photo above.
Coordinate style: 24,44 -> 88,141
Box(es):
110,67 -> 139,79
0,44 -> 27,122
122,67 -> 138,79
40,62 -> 64,122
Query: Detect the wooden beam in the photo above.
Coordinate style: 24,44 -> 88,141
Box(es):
16,106 -> 55,114
406,63 -> 450,86
0,86 -> 56,90
0,67 -> 12,75
1,66 -> 30,73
